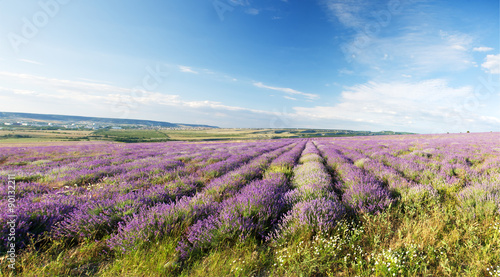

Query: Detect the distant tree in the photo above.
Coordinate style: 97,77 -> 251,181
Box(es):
467,131 -> 470,133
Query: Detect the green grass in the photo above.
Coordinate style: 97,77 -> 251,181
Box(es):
100,237 -> 180,277
92,129 -> 169,143
0,130 -> 93,142
0,128 -> 415,145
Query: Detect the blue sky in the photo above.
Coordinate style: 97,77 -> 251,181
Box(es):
0,0 -> 498,133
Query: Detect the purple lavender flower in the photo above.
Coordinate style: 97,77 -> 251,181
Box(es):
177,173 -> 288,259
278,197 -> 346,236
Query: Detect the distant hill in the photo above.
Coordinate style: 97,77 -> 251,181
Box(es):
0,112 -> 218,128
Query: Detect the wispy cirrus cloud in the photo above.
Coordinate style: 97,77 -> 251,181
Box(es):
253,82 -> 319,100
0,71 -> 130,94
473,46 -> 494,52
321,1 -> 477,77
0,86 -> 37,95
77,77 -> 115,84
338,68 -> 354,75
0,71 -> 280,126
321,0 -> 367,28
178,65 -> 199,74
245,8 -> 259,15
342,29 -> 476,76
18,59 -> 43,65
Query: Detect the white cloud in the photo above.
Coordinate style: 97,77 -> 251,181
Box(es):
0,86 -> 37,95
338,68 -> 354,75
228,0 -> 249,6
178,66 -> 199,74
473,47 -> 494,52
77,77 -> 114,84
451,45 -> 467,51
253,82 -> 319,100
439,31 -> 473,50
292,79 -> 480,132
0,71 -> 280,125
341,30 -> 476,75
322,0 -> 366,28
283,96 -> 297,101
482,54 -> 500,74
18,59 -> 43,65
479,115 -> 500,125
322,2 -> 476,76
0,71 -> 131,94
246,8 -> 259,15
1,70 -> 497,131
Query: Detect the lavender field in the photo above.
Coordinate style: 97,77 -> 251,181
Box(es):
1,133 -> 499,276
